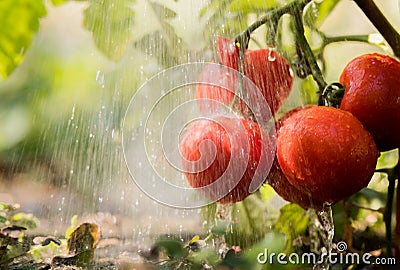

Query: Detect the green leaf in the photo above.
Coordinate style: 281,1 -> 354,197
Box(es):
300,74 -> 319,104
0,213 -> 7,224
154,238 -> 188,259
65,215 -> 78,239
51,0 -> 86,6
304,0 -> 340,28
275,203 -> 308,252
11,212 -> 39,229
0,0 -> 46,79
51,0 -> 66,5
314,0 -> 340,27
190,247 -> 219,267
210,221 -> 231,236
229,0 -> 278,13
244,232 -> 287,269
83,0 -> 135,60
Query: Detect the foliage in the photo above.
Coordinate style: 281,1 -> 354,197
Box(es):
0,204 -> 101,268
83,0 -> 136,61
0,0 -> 46,79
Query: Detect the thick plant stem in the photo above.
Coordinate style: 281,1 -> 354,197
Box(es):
291,4 -> 327,101
353,0 -> 400,58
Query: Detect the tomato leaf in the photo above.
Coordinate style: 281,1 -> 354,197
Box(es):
154,238 -> 188,259
275,203 -> 308,252
229,0 -> 278,13
51,0 -> 86,6
0,0 -> 46,79
244,232 -> 286,269
304,0 -> 340,28
300,74 -> 319,104
83,0 -> 135,61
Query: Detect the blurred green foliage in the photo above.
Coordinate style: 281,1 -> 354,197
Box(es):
0,0 -> 46,79
84,0 -> 136,60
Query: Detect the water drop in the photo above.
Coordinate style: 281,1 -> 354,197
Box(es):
267,48 -> 276,61
96,70 -> 105,88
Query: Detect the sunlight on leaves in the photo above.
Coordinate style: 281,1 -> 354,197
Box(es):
0,0 -> 46,79
229,0 -> 278,13
51,0 -> 86,6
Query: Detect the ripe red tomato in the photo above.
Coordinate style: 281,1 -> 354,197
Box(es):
267,158 -> 324,209
180,116 -> 273,204
216,36 -> 239,70
196,37 -> 293,116
267,105 -> 324,209
339,53 -> 400,151
276,106 -> 379,203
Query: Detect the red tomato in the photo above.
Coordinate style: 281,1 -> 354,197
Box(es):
340,53 -> 400,151
267,158 -> 324,209
276,106 -> 379,203
196,37 -> 293,116
180,116 -> 274,204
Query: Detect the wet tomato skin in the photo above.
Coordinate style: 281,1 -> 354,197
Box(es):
276,106 -> 379,204
266,158 -> 324,209
267,105 -> 324,210
196,37 -> 293,116
180,116 -> 273,204
340,53 -> 400,151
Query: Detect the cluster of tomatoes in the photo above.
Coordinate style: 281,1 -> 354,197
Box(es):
180,37 -> 400,209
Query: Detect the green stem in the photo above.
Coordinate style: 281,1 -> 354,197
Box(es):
291,4 -> 327,101
234,0 -> 310,44
353,0 -> 400,58
240,200 -> 256,233
324,35 -> 370,45
381,166 -> 397,257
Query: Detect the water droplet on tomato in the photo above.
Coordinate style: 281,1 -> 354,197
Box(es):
267,48 -> 276,62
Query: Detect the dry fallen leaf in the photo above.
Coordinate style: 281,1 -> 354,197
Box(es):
51,222 -> 100,267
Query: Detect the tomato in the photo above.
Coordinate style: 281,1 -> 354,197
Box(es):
216,36 -> 239,70
180,116 -> 273,204
339,53 -> 400,151
267,105 -> 324,209
196,37 -> 293,116
243,48 -> 293,115
267,158 -> 324,209
276,106 -> 379,203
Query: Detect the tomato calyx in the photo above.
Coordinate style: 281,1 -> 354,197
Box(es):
319,82 -> 345,108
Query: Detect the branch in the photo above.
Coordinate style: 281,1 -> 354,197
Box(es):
353,0 -> 400,58
234,0 -> 311,48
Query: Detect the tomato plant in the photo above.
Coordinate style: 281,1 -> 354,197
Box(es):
175,0 -> 400,268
